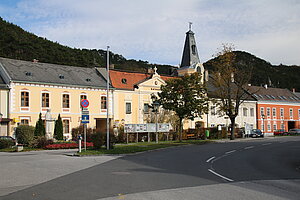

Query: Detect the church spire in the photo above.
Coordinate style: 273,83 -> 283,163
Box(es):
180,22 -> 200,68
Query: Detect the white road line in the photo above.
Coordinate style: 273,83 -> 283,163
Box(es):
225,150 -> 236,154
206,156 -> 215,163
262,143 -> 272,146
208,169 -> 234,182
244,146 -> 254,149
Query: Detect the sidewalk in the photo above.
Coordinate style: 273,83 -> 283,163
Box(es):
0,149 -> 120,196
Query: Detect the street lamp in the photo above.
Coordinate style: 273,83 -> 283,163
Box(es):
150,95 -> 160,143
262,114 -> 265,134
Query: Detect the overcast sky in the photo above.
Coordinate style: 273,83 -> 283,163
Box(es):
1,0 -> 300,66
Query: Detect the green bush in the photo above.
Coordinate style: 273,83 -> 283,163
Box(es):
0,139 -> 14,149
30,136 -> 53,148
16,125 -> 35,145
72,125 -> 95,142
54,114 -> 63,140
91,131 -> 105,149
116,125 -> 126,143
34,113 -> 46,136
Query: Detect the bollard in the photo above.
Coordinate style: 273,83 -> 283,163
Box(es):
78,135 -> 82,153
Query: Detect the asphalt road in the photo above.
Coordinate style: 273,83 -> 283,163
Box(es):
1,136 -> 300,200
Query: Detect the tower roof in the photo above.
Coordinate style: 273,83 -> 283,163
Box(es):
180,25 -> 200,68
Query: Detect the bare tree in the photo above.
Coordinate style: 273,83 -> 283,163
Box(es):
209,44 -> 253,140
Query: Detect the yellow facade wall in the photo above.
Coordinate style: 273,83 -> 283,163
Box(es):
9,82 -> 112,139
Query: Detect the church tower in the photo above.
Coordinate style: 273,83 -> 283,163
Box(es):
177,23 -> 204,81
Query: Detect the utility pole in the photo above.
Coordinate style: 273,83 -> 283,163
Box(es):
106,46 -> 110,150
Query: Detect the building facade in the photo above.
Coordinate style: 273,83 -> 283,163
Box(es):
0,57 -> 111,139
249,86 -> 300,136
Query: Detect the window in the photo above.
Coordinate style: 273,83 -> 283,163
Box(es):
281,123 -> 284,130
289,108 -> 293,117
272,108 -> 276,117
42,93 -> 49,107
243,108 -> 247,117
21,91 -> 29,107
126,102 -> 131,114
280,108 -> 284,117
63,120 -> 70,134
250,124 -> 254,129
267,107 -> 270,116
273,124 -> 277,131
62,94 -> 70,108
144,103 -> 149,113
250,108 -> 254,117
267,124 -> 271,131
80,95 -> 87,108
80,95 -> 87,101
260,107 -> 264,117
191,45 -> 196,55
101,96 -> 107,109
20,119 -> 29,125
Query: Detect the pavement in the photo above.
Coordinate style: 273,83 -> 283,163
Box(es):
0,149 -> 120,196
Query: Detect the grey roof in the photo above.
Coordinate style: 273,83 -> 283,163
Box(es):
180,30 -> 201,68
0,75 -> 8,89
0,57 -> 107,88
247,86 -> 300,103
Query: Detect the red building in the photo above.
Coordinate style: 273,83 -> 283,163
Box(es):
249,86 -> 300,136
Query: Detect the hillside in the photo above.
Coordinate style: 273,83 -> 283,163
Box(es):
1,17 -> 300,90
0,17 -> 175,75
204,51 -> 300,91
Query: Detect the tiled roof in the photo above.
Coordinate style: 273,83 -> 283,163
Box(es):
108,70 -> 175,90
0,57 -> 107,88
248,86 -> 300,102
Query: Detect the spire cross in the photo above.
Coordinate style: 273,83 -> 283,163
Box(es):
154,66 -> 158,74
189,22 -> 192,31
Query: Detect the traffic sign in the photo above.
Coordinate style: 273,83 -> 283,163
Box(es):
81,115 -> 89,124
81,99 -> 89,108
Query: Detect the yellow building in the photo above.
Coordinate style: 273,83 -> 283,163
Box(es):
97,67 -> 174,127
0,76 -> 11,136
0,57 -> 112,139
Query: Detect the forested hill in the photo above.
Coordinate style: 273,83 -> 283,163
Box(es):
204,51 -> 300,91
1,17 -> 300,90
0,17 -> 175,75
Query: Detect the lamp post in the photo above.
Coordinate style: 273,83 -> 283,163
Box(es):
150,95 -> 160,143
262,114 -> 265,135
0,113 -> 2,136
106,46 -> 110,150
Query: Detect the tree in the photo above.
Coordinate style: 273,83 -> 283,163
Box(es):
54,114 -> 63,140
34,113 -> 45,136
209,44 -> 253,140
158,72 -> 208,142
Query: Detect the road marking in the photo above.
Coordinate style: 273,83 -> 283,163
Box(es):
262,143 -> 272,146
244,146 -> 254,149
206,156 -> 215,163
208,169 -> 234,182
225,150 -> 236,154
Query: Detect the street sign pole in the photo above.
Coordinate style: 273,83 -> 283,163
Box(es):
80,99 -> 90,151
84,123 -> 87,151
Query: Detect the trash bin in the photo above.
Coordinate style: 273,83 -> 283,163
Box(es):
205,130 -> 210,138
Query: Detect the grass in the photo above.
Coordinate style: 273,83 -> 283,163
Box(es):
78,140 -> 213,156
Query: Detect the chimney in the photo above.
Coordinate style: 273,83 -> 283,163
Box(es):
264,84 -> 268,89
292,88 -> 296,93
231,72 -> 234,82
32,59 -> 39,63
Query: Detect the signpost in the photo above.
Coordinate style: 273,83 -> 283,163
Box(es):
81,99 -> 89,151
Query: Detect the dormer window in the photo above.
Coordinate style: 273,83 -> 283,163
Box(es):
59,74 -> 64,79
86,78 -> 91,82
25,72 -> 32,76
121,78 -> 127,84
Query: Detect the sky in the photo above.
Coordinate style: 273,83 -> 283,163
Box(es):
0,0 -> 300,66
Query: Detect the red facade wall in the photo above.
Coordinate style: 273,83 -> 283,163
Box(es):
257,103 -> 300,134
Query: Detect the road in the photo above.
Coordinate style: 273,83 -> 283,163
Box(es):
1,136 -> 300,200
